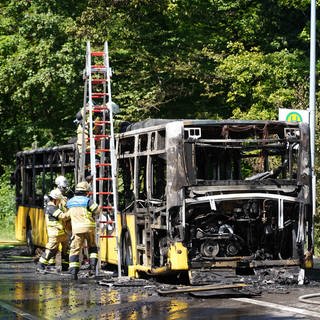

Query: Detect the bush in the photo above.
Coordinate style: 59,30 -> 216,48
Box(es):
0,168 -> 16,240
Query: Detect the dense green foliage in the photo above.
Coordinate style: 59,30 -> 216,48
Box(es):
0,1 -> 320,243
0,0 -> 84,169
0,0 -> 317,171
0,168 -> 15,239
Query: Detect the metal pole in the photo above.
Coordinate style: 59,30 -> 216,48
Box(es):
309,0 -> 316,244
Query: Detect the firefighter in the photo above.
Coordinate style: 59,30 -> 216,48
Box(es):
55,175 -> 72,201
67,181 -> 101,280
74,107 -> 101,151
44,175 -> 71,213
75,107 -> 89,155
38,189 -> 71,272
44,175 -> 72,267
54,175 -> 72,235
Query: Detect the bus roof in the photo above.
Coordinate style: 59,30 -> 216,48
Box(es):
125,119 -> 302,132
16,144 -> 75,156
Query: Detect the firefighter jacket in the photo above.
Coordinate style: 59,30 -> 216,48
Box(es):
66,196 -> 99,234
59,192 -> 72,234
45,201 -> 70,237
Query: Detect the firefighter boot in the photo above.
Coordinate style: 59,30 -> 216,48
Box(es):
36,263 -> 46,274
70,267 -> 79,280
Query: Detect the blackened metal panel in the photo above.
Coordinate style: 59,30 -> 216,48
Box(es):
166,122 -> 188,209
298,122 -> 311,205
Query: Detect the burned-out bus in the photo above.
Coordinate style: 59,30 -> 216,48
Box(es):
14,119 -> 313,279
107,119 -> 313,279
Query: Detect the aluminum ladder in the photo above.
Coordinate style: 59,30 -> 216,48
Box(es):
81,41 -> 121,277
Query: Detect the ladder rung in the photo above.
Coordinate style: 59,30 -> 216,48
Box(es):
90,105 -> 110,112
93,105 -> 109,109
92,93 -> 108,98
92,79 -> 107,84
92,80 -> 106,85
96,163 -> 111,167
93,108 -> 108,113
94,136 -> 110,140
88,191 -> 112,195
86,137 -> 107,141
100,235 -> 115,238
99,220 -> 114,224
96,177 -> 112,181
95,120 -> 110,125
91,52 -> 104,56
89,134 -> 110,140
91,65 -> 107,72
85,149 -> 110,154
92,64 -> 106,68
101,205 -> 113,209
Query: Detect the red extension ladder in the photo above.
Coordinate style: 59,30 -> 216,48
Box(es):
80,41 -> 121,277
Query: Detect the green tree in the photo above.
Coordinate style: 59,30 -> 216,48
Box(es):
75,0 -> 311,121
0,167 -> 15,239
0,0 -> 85,173
0,0 -> 315,170
0,0 -> 319,247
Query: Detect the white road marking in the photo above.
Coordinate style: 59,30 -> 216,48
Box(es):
0,300 -> 39,320
233,297 -> 320,318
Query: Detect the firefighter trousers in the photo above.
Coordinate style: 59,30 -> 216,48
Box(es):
39,234 -> 69,271
69,230 -> 98,276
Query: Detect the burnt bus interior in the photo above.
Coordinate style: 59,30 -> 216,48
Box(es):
118,120 -> 312,271
117,125 -> 167,267
182,121 -> 311,266
14,145 -> 76,208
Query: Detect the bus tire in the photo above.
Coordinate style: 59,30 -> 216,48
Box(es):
26,228 -> 35,256
121,230 -> 133,276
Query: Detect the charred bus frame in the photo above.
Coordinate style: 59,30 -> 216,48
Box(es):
13,120 -> 313,279
14,144 -> 76,251
115,119 -> 313,278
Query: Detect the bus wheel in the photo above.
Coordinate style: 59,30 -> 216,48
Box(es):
26,228 -> 35,256
121,230 -> 133,276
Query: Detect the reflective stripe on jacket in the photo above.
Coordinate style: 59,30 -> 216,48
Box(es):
45,203 -> 70,237
67,196 -> 99,234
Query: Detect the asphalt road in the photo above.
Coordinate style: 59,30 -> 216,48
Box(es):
1,245 -> 320,320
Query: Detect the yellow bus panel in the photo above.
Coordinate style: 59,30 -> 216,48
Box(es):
100,214 -> 137,266
15,206 -> 47,247
15,206 -> 28,241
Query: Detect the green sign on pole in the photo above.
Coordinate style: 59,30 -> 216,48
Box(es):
285,111 -> 303,122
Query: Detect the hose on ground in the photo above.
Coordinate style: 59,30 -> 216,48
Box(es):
298,293 -> 320,305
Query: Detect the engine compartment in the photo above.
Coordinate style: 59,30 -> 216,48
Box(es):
186,197 -> 299,262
